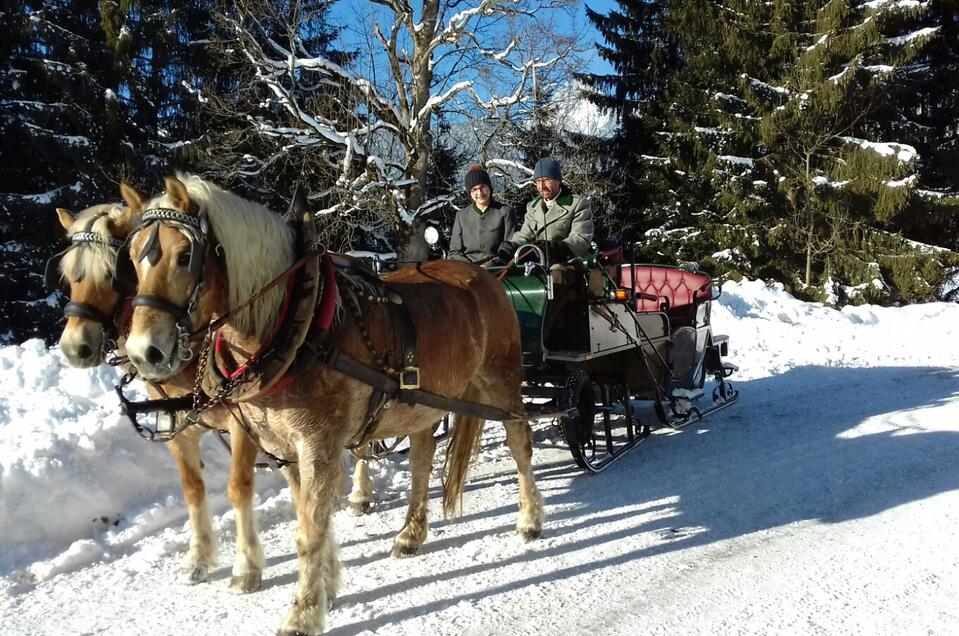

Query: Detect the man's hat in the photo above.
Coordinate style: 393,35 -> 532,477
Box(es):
464,164 -> 492,191
533,158 -> 562,182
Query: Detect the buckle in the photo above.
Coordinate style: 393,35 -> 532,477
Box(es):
399,366 -> 420,390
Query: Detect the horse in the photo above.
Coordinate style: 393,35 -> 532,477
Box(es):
50,196 -> 265,593
120,175 -> 544,635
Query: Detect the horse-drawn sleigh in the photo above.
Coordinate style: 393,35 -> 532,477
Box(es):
46,175 -> 737,634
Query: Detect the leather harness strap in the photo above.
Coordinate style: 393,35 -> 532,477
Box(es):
311,345 -> 520,428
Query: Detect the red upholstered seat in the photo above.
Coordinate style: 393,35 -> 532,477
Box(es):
619,265 -> 713,312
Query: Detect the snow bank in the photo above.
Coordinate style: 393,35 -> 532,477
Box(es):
716,279 -> 959,379
0,341 -> 244,577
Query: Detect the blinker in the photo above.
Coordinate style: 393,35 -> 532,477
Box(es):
138,223 -> 161,265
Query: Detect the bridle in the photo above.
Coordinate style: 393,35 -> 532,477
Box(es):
118,207 -> 212,363
45,213 -> 128,354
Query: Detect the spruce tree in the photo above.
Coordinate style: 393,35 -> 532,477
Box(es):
0,1 -> 127,342
579,0 -> 680,247
585,0 -> 958,304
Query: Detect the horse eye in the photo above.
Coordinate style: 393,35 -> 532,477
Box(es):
176,251 -> 191,267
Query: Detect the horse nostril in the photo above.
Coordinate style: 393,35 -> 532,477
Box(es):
77,344 -> 93,360
146,346 -> 166,365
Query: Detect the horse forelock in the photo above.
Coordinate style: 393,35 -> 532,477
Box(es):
61,203 -> 125,283
146,175 -> 296,340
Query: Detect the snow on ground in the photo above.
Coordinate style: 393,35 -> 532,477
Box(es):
2,280 -> 959,634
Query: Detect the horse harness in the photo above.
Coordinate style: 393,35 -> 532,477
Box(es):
45,212 -> 128,359
116,209 -> 522,457
116,207 -> 215,364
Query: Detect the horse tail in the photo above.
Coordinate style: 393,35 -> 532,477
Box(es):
442,413 -> 485,519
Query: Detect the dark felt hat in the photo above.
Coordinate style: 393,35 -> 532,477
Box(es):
464,165 -> 492,191
533,158 -> 562,181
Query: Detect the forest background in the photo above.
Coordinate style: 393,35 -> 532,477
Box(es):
2,0 -> 957,342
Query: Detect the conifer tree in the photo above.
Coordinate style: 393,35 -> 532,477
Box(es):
579,0 -> 680,246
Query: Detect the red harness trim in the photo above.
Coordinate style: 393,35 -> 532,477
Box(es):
214,254 -> 337,395
215,271 -> 297,381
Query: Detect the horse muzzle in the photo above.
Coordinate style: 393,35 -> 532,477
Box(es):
125,326 -> 185,380
59,321 -> 104,368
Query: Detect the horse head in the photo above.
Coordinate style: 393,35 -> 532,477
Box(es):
51,192 -> 139,367
123,176 -> 227,380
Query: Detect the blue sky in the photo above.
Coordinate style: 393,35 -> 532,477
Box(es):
581,0 -> 617,75
328,0 -> 618,76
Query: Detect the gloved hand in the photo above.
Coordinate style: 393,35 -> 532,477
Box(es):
496,241 -> 516,264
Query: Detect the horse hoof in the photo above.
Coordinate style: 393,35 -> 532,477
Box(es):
276,631 -> 311,636
390,542 -> 420,558
181,565 -> 209,584
518,527 -> 542,542
327,596 -> 335,612
349,500 -> 373,516
230,572 -> 263,594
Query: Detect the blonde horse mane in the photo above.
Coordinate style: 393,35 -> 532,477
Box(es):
61,203 -> 126,283
163,175 -> 296,340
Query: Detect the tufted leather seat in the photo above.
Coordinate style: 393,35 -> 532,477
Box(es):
619,265 -> 713,313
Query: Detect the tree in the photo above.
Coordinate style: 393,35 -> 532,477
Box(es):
579,0 -> 681,243
206,0 -> 577,259
580,0 -> 959,304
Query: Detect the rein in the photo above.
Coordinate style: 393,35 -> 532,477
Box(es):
191,247 -> 327,340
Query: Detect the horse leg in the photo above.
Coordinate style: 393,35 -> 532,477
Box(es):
391,427 -> 437,558
503,419 -> 544,541
347,455 -> 374,516
227,427 -> 265,593
278,442 -> 341,636
167,428 -> 217,583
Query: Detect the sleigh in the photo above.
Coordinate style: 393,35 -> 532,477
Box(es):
499,244 -> 739,472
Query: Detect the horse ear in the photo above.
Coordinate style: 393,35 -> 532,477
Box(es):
163,176 -> 193,213
56,208 -> 74,231
108,204 -> 135,237
120,183 -> 145,212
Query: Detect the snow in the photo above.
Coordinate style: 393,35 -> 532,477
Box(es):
742,74 -> 790,95
886,174 -> 917,188
4,281 -> 959,634
716,155 -> 755,167
812,175 -> 851,189
859,0 -> 927,11
842,136 -> 918,164
548,83 -> 616,138
888,26 -> 940,46
806,33 -> 829,52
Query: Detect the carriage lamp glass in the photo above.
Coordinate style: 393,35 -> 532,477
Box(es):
155,411 -> 175,433
424,226 -> 440,246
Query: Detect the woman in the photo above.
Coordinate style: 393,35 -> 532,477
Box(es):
449,165 -> 515,264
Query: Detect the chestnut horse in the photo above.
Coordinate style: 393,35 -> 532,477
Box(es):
121,175 -> 544,635
51,198 -> 265,592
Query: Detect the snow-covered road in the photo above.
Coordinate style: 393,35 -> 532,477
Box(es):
2,281 -> 958,635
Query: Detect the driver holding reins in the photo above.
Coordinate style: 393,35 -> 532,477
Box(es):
497,158 -> 595,341
496,157 -> 594,265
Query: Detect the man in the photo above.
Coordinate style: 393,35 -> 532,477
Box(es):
497,157 -> 593,264
449,165 -> 515,264
498,157 -> 595,344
